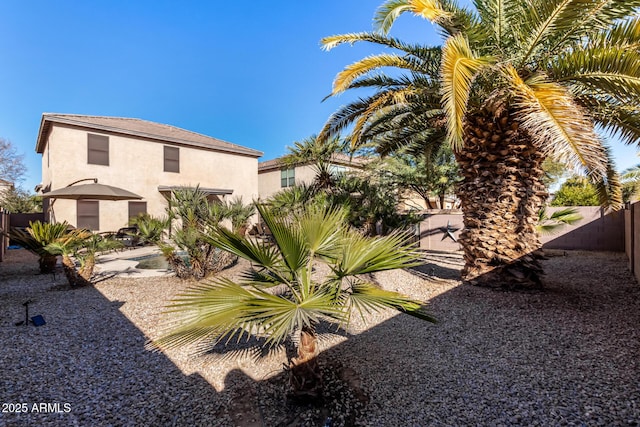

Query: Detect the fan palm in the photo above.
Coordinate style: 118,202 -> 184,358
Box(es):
154,203 -> 433,399
321,0 -> 638,288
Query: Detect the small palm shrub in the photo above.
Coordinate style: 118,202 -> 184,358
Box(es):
10,221 -> 70,273
154,203 -> 434,399
129,213 -> 169,245
46,231 -> 123,287
225,196 -> 255,236
162,186 -> 236,279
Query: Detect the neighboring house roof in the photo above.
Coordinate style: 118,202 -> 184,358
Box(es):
0,178 -> 12,186
35,113 -> 263,158
258,153 -> 369,173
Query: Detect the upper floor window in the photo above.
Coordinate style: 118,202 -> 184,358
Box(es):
88,134 -> 109,165
164,146 -> 180,173
281,168 -> 295,187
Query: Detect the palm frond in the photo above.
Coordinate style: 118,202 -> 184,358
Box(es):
547,0 -> 640,53
347,280 -> 435,322
205,225 -> 285,277
256,203 -> 308,273
504,67 -> 608,180
553,47 -> 640,102
592,146 -> 623,210
517,0 -> 576,64
333,230 -> 422,277
331,54 -> 431,95
440,33 -> 493,149
577,97 -> 640,145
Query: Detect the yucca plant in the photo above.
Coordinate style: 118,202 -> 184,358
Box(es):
10,221 -> 71,273
321,0 -> 638,288
154,203 -> 434,399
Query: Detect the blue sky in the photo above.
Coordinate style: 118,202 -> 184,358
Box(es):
1,1 -> 637,192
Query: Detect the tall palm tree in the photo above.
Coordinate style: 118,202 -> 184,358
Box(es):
154,204 -> 433,399
321,0 -> 638,288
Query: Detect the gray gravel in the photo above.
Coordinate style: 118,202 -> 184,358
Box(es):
1,249 -> 639,426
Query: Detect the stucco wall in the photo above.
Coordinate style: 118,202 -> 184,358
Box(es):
42,124 -> 259,232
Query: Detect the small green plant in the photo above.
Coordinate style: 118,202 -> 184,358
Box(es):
129,213 -> 169,245
46,231 -> 123,287
10,221 -> 70,273
162,186 -> 236,279
225,196 -> 255,236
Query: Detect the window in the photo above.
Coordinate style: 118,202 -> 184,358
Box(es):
77,200 -> 99,230
88,134 -> 109,165
128,201 -> 147,222
164,146 -> 179,173
280,168 -> 295,188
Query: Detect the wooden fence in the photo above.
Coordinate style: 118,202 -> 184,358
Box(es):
0,208 -> 8,262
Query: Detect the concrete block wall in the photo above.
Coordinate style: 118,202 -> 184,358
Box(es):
541,206 -> 624,252
418,206 -> 625,253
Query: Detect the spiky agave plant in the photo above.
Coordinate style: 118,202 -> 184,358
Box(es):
154,204 -> 434,399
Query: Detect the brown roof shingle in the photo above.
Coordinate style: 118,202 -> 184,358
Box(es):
36,113 -> 263,157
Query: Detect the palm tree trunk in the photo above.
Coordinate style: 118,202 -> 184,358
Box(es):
455,109 -> 547,289
61,255 -> 91,287
79,255 -> 95,282
289,325 -> 322,400
39,254 -> 58,274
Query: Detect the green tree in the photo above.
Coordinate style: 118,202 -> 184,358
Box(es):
154,204 -> 433,399
129,213 -> 170,245
379,145 -> 460,209
621,161 -> 640,201
551,177 -> 600,206
0,187 -> 42,213
321,0 -> 637,288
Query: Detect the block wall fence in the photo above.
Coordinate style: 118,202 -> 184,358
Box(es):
417,205 -> 637,281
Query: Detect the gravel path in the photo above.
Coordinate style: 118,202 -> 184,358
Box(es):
0,249 -> 639,426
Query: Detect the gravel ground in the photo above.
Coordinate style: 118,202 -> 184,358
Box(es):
0,248 -> 639,426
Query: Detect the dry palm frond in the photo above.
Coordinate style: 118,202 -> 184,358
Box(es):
440,33 -> 493,149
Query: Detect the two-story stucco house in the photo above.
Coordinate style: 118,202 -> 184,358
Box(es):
257,153 -> 368,200
36,114 -> 262,232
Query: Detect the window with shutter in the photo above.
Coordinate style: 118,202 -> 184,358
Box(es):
164,146 -> 180,173
88,134 -> 109,165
